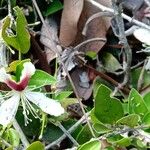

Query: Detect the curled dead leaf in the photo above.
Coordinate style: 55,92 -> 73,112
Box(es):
59,0 -> 84,46
74,0 -> 112,53
40,18 -> 62,62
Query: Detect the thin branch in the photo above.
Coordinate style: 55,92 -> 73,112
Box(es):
58,123 -> 79,146
74,37 -> 106,50
86,0 -> 150,30
111,0 -> 132,87
125,25 -> 139,36
32,0 -> 96,139
82,11 -> 113,35
45,113 -> 89,150
8,0 -> 12,16
137,60 -> 147,91
13,119 -> 30,148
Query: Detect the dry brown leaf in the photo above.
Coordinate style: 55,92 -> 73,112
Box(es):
40,18 -> 62,62
70,68 -> 93,100
74,0 -> 112,53
59,0 -> 84,46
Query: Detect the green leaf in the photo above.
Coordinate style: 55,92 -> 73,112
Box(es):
128,89 -> 148,118
44,0 -> 63,16
27,141 -> 44,150
107,134 -> 131,147
86,51 -> 97,60
78,139 -> 101,150
2,6 -> 30,54
29,70 -> 56,87
104,147 -> 115,150
93,123 -> 111,134
55,91 -> 72,101
8,128 -> 20,147
76,124 -> 94,145
142,112 -> 150,125
102,52 -> 122,73
94,84 -> 124,124
116,114 -> 140,127
93,77 -> 113,99
131,67 -> 150,89
144,92 -> 150,111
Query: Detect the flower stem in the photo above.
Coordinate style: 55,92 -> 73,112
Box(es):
39,113 -> 46,139
19,51 -> 22,61
13,118 -> 30,148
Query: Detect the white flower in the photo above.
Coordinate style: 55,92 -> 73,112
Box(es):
0,62 -> 64,127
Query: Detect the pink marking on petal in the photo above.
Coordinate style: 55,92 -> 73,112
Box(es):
6,76 -> 30,91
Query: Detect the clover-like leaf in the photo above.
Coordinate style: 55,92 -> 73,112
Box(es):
116,114 -> 140,127
26,141 -> 44,150
78,139 -> 101,150
94,84 -> 124,124
2,6 -> 30,54
128,89 -> 148,118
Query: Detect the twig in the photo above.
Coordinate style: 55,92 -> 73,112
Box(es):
82,11 -> 113,35
137,60 -> 147,91
86,0 -> 150,30
13,119 -> 30,148
45,113 -> 89,150
111,0 -> 132,87
58,123 -> 79,146
32,0 -> 96,139
74,37 -> 106,50
131,61 -> 144,70
125,25 -> 139,36
8,0 -> 12,16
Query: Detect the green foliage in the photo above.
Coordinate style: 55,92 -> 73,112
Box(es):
128,89 -> 148,118
44,0 -> 63,16
8,128 -> 20,147
131,67 -> 150,89
29,70 -> 57,86
77,139 -> 101,150
116,114 -> 140,127
102,52 -> 122,73
93,84 -> 124,124
26,141 -> 44,150
76,124 -> 94,145
55,91 -> 72,100
85,51 -> 97,60
2,6 -> 30,54
93,123 -> 111,134
107,134 -> 131,147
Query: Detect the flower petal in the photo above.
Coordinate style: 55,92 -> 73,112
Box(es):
20,62 -> 36,81
6,62 -> 36,91
25,91 -> 64,116
0,93 -> 20,126
0,67 -> 11,83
